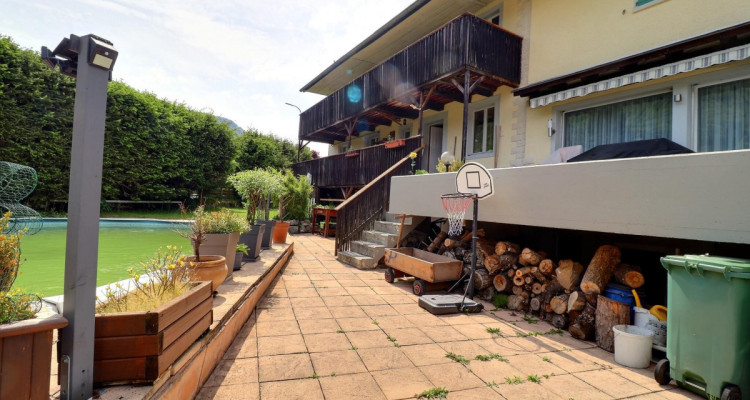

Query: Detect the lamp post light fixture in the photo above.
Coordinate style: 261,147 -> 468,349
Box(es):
42,34 -> 117,400
285,102 -> 307,162
441,151 -> 456,172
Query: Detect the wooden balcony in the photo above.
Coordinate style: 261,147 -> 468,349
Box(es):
299,13 -> 522,143
292,136 -> 422,188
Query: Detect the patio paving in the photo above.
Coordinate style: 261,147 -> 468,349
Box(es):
197,234 -> 701,400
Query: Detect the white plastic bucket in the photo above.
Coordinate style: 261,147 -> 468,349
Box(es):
633,307 -> 656,328
613,325 -> 654,368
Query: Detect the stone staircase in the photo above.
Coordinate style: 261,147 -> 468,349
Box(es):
337,214 -> 423,270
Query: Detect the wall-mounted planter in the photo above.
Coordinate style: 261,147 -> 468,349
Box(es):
0,313 -> 67,399
87,281 -> 213,386
384,139 -> 406,149
345,152 -> 359,158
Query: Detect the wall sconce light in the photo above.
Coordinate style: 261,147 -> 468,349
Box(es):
547,119 -> 556,137
673,94 -> 682,103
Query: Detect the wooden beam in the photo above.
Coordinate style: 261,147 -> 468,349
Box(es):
377,105 -> 419,120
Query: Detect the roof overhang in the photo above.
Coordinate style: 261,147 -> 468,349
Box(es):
514,21 -> 750,106
300,0 -> 496,95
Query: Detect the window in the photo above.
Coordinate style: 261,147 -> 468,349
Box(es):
482,5 -> 503,26
470,106 -> 495,155
563,92 -> 672,151
399,125 -> 412,139
338,142 -> 348,154
362,132 -> 378,147
697,77 -> 750,152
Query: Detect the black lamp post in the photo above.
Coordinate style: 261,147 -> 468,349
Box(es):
42,34 -> 117,400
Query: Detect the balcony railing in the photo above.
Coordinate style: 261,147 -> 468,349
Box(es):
299,13 -> 522,142
292,136 -> 422,188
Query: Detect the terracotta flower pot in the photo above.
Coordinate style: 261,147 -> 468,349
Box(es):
273,221 -> 291,244
384,139 -> 406,148
183,255 -> 227,292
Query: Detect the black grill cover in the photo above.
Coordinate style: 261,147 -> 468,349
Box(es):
567,139 -> 693,162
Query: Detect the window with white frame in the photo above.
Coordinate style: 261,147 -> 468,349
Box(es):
696,77 -> 750,152
482,4 -> 503,26
399,124 -> 413,139
338,142 -> 348,154
469,102 -> 496,156
563,92 -> 672,151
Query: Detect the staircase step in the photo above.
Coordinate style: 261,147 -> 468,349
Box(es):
337,250 -> 378,270
374,221 -> 405,235
351,240 -> 386,261
362,230 -> 399,248
385,213 -> 414,225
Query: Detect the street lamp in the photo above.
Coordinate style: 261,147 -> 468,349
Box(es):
285,102 -> 305,162
441,151 -> 456,171
42,34 -> 117,400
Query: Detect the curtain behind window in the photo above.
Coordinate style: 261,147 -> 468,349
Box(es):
698,78 -> 750,152
564,93 -> 672,151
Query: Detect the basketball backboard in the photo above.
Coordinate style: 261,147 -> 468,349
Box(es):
455,162 -> 494,199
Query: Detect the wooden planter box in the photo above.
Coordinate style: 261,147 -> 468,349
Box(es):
0,313 -> 67,399
86,281 -> 213,385
384,139 -> 406,149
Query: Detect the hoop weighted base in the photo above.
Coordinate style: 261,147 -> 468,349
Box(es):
418,294 -> 483,315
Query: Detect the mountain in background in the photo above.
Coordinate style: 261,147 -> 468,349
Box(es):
216,116 -> 244,135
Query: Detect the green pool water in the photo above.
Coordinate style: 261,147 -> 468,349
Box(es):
13,219 -> 190,297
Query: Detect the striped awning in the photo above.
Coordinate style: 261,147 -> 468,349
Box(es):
530,43 -> 750,108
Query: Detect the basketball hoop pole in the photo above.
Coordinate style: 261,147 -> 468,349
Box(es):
466,194 -> 479,301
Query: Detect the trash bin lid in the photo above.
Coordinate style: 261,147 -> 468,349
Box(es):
661,255 -> 750,280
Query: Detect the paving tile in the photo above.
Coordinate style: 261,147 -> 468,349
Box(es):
321,295 -> 358,307
505,353 -> 566,377
372,285 -> 412,295
293,306 -> 333,320
357,347 -> 414,371
352,294 -> 389,306
610,366 -> 670,392
329,306 -> 368,318
257,296 -> 292,308
390,303 -> 425,315
310,350 -> 368,376
404,313 -> 449,327
474,338 -> 529,356
257,334 -> 307,356
420,325 -> 469,343
223,337 -> 257,359
284,280 -> 315,288
259,379 -> 324,400
375,315 -> 415,330
379,294 -> 416,305
336,279 -> 368,287
451,323 -> 500,340
541,374 -> 614,400
538,350 -> 610,373
258,353 -> 314,382
371,367 -> 434,400
346,286 -> 377,295
290,296 -> 326,308
362,304 -> 401,317
203,358 -> 258,386
195,382 -> 259,400
255,307 -> 296,322
319,372 -> 387,400
577,369 -> 651,398
401,343 -> 455,367
304,332 -> 352,353
288,287 -> 321,298
298,318 -> 341,335
336,317 -> 381,332
419,363 -> 486,391
481,321 -> 522,337
381,327 -> 434,346
439,314 -> 480,326
440,340 -> 493,361
467,357 -> 520,385
256,319 -> 300,337
346,330 -> 395,349
446,386 -> 504,399
493,381 -> 563,400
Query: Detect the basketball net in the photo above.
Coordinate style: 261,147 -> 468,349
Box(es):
440,193 -> 473,238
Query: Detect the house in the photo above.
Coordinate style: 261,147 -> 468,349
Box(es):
294,0 -> 750,287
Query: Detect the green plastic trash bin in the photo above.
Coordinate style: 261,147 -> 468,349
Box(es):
657,255 -> 750,400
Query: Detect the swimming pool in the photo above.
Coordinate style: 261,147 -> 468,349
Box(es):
14,219 -> 190,297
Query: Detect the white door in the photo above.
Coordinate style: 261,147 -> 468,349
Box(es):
427,124 -> 444,173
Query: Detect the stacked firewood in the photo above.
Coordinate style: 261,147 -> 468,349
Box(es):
439,235 -> 646,348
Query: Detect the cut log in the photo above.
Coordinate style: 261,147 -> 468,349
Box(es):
530,297 -> 541,312
581,245 -> 622,295
476,238 -> 497,258
550,294 -> 570,315
595,296 -> 630,352
512,285 -> 525,296
539,259 -> 557,276
515,266 -> 532,277
495,241 -> 520,255
427,231 -> 448,253
519,290 -> 530,299
519,248 -> 544,266
524,276 -> 534,285
493,275 -> 512,293
497,253 -> 519,271
568,291 -> 586,312
513,275 -> 525,286
472,268 -> 492,291
477,286 -> 496,302
540,279 -> 565,306
507,295 -> 527,311
531,282 -> 544,295
507,269 -> 516,278
531,270 -> 549,283
613,263 -> 645,289
567,310 -> 581,322
463,250 -> 486,267
551,314 -> 569,330
569,303 -> 596,340
443,251 -> 457,260
484,255 -> 502,274
556,260 -> 585,290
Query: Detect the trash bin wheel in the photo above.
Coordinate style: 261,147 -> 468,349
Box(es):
413,279 -> 426,296
384,268 -> 396,283
720,385 -> 741,400
654,359 -> 671,385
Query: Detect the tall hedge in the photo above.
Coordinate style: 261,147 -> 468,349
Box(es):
235,129 -> 313,171
0,36 -> 236,208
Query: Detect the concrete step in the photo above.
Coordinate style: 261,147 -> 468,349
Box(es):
361,230 -> 399,248
337,250 -> 378,270
350,240 -> 386,261
384,213 -> 414,224
373,220 -> 404,235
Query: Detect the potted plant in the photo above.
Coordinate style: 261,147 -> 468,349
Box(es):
384,138 -> 406,149
234,244 -> 250,269
91,246 -> 212,385
195,207 -> 247,280
0,211 -> 68,398
227,168 -> 283,250
178,207 -> 228,292
275,171 -> 313,244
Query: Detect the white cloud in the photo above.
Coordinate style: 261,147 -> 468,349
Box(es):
0,0 -> 414,155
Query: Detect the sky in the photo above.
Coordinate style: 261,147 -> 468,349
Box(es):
0,0 -> 414,155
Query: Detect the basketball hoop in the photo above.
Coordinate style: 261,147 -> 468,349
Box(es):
441,193 -> 473,238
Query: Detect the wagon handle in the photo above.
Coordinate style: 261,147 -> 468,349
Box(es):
395,214 -> 410,249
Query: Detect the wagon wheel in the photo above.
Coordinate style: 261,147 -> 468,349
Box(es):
721,385 -> 741,400
412,279 -> 426,296
384,268 -> 396,283
654,359 -> 670,385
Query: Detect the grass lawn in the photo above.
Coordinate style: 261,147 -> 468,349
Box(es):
44,207 -> 280,220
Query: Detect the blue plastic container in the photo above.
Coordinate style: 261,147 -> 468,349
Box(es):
603,283 -> 635,322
